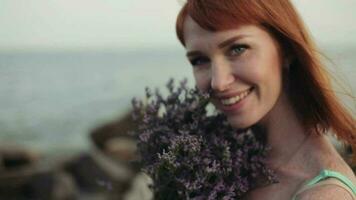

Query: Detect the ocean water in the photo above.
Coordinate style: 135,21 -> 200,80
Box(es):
0,47 -> 354,155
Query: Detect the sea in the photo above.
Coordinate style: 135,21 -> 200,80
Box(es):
0,46 -> 355,156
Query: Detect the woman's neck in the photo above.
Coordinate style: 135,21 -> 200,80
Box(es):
258,92 -> 309,169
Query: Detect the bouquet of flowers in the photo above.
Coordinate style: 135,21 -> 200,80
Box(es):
130,78 -> 276,200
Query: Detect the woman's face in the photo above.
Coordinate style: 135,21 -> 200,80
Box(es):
183,16 -> 286,129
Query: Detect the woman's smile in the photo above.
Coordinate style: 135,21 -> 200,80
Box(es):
215,87 -> 254,113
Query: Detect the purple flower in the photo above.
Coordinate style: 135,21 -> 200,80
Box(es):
131,79 -> 276,199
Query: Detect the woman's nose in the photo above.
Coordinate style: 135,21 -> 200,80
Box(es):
210,59 -> 235,92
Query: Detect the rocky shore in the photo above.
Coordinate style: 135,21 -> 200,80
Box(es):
0,111 -> 153,200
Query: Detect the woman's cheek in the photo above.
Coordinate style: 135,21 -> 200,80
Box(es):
245,52 -> 267,82
193,70 -> 210,92
234,62 -> 264,85
249,68 -> 265,84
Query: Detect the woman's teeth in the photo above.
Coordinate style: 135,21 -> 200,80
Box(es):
220,88 -> 252,106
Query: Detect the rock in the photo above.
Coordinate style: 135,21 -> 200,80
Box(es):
104,137 -> 138,162
87,110 -> 147,199
90,110 -> 137,150
0,145 -> 77,200
62,153 -> 113,193
120,172 -> 153,200
21,171 -> 77,200
0,145 -> 40,171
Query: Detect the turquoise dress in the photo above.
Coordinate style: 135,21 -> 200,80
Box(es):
291,169 -> 356,200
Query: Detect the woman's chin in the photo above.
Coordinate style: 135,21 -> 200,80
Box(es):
227,117 -> 255,130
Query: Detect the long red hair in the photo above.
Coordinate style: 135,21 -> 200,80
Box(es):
176,0 -> 356,161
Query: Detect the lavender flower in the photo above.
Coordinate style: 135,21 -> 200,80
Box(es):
131,78 -> 276,199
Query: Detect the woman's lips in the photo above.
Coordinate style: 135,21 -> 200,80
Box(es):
216,87 -> 254,113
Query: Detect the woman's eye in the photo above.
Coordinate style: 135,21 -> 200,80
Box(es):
229,44 -> 248,56
189,57 -> 209,67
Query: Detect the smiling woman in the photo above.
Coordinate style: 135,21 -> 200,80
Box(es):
176,0 -> 355,199
184,21 -> 285,129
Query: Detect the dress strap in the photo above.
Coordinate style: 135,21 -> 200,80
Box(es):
304,170 -> 356,193
291,169 -> 356,200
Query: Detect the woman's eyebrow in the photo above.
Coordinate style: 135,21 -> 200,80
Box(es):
186,34 -> 250,58
186,51 -> 202,58
218,34 -> 250,49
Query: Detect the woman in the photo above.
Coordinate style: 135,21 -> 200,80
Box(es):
175,0 -> 356,199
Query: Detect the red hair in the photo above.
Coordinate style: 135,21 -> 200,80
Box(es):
176,0 -> 356,161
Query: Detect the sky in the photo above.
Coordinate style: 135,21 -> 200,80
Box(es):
0,0 -> 355,51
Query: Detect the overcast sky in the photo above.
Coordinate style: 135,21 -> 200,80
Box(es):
0,0 -> 355,51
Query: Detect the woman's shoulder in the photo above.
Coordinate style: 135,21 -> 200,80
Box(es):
292,168 -> 356,200
316,135 -> 356,181
305,134 -> 353,172
296,181 -> 355,200
293,135 -> 356,199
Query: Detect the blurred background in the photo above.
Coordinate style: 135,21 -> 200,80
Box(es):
0,0 -> 355,199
